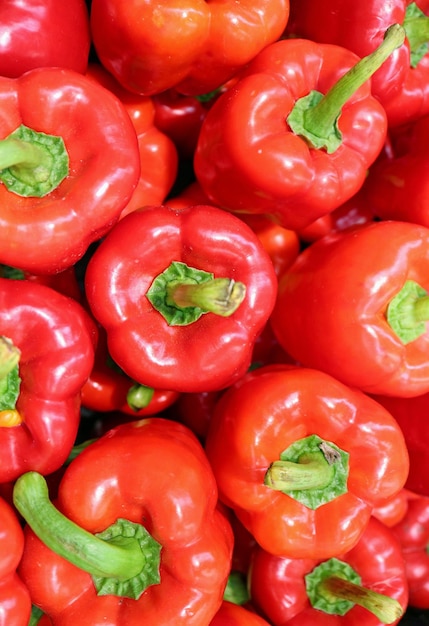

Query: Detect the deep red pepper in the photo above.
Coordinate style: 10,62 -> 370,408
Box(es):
89,0 -> 290,96
0,67 -> 140,274
363,112 -> 429,227
0,495 -> 32,626
85,63 -> 179,219
248,516 -> 408,625
205,365 -> 409,560
287,0 -> 429,128
81,324 -> 180,416
0,0 -> 91,77
210,601 -> 272,626
194,26 -> 403,231
0,277 -> 96,482
84,204 -> 277,393
271,220 -> 429,397
13,418 -> 234,625
390,493 -> 429,609
370,392 -> 429,496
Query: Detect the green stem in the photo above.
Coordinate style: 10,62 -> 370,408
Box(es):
387,280 -> 429,344
13,471 -> 161,599
0,125 -> 69,197
287,24 -> 406,153
127,384 -> 154,411
0,336 -> 20,379
318,575 -> 403,624
146,261 -> 246,326
264,435 -> 349,510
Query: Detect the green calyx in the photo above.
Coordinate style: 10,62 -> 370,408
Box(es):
127,384 -> 155,411
0,336 -> 21,410
387,280 -> 429,344
305,557 -> 404,623
404,2 -> 429,68
146,261 -> 246,326
13,471 -> 162,600
264,434 -> 349,509
287,23 -> 406,153
0,124 -> 69,197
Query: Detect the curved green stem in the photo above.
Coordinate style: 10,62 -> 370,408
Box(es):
13,471 -> 161,599
287,24 -> 406,152
0,125 -> 69,197
404,2 -> 429,67
127,384 -> 154,411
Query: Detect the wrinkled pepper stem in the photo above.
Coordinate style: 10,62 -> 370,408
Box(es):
404,2 -> 429,67
146,260 -> 246,326
306,558 -> 404,623
13,471 -> 162,600
387,280 -> 429,344
287,24 -> 406,152
0,124 -> 69,197
264,434 -> 349,509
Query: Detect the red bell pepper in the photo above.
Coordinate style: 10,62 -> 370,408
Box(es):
84,204 -> 277,393
390,493 -> 429,609
363,112 -> 429,227
0,0 -> 91,77
204,365 -> 409,560
370,391 -> 429,496
13,418 -> 234,625
89,0 -> 290,96
86,63 -> 179,219
210,601 -> 271,626
193,25 -> 404,231
0,67 -> 140,275
271,220 -> 429,397
81,324 -> 180,416
0,277 -> 96,482
0,495 -> 32,626
287,0 -> 429,128
248,516 -> 408,625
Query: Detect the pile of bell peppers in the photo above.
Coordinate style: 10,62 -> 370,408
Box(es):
3,1 -> 429,625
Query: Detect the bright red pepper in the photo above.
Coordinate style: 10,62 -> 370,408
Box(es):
390,493 -> 429,609
0,495 -> 32,626
287,0 -> 429,128
193,26 -> 403,231
248,516 -> 408,625
210,601 -> 271,626
86,63 -> 179,219
81,324 -> 180,416
13,418 -> 234,625
271,220 -> 429,397
370,392 -> 429,496
0,0 -> 91,77
363,112 -> 429,227
0,67 -> 140,275
205,365 -> 409,560
89,0 -> 290,96
0,277 -> 96,483
84,204 -> 277,393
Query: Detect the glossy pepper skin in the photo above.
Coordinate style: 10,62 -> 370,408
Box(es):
0,277 -> 96,483
287,0 -> 429,128
210,601 -> 271,626
0,67 -> 140,275
390,493 -> 429,608
15,418 -> 234,626
0,495 -> 32,626
271,220 -> 429,397
193,34 -> 391,231
0,0 -> 91,77
84,205 -> 277,393
248,516 -> 408,625
89,0 -> 290,96
204,365 -> 409,560
363,112 -> 429,227
85,63 -> 178,219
